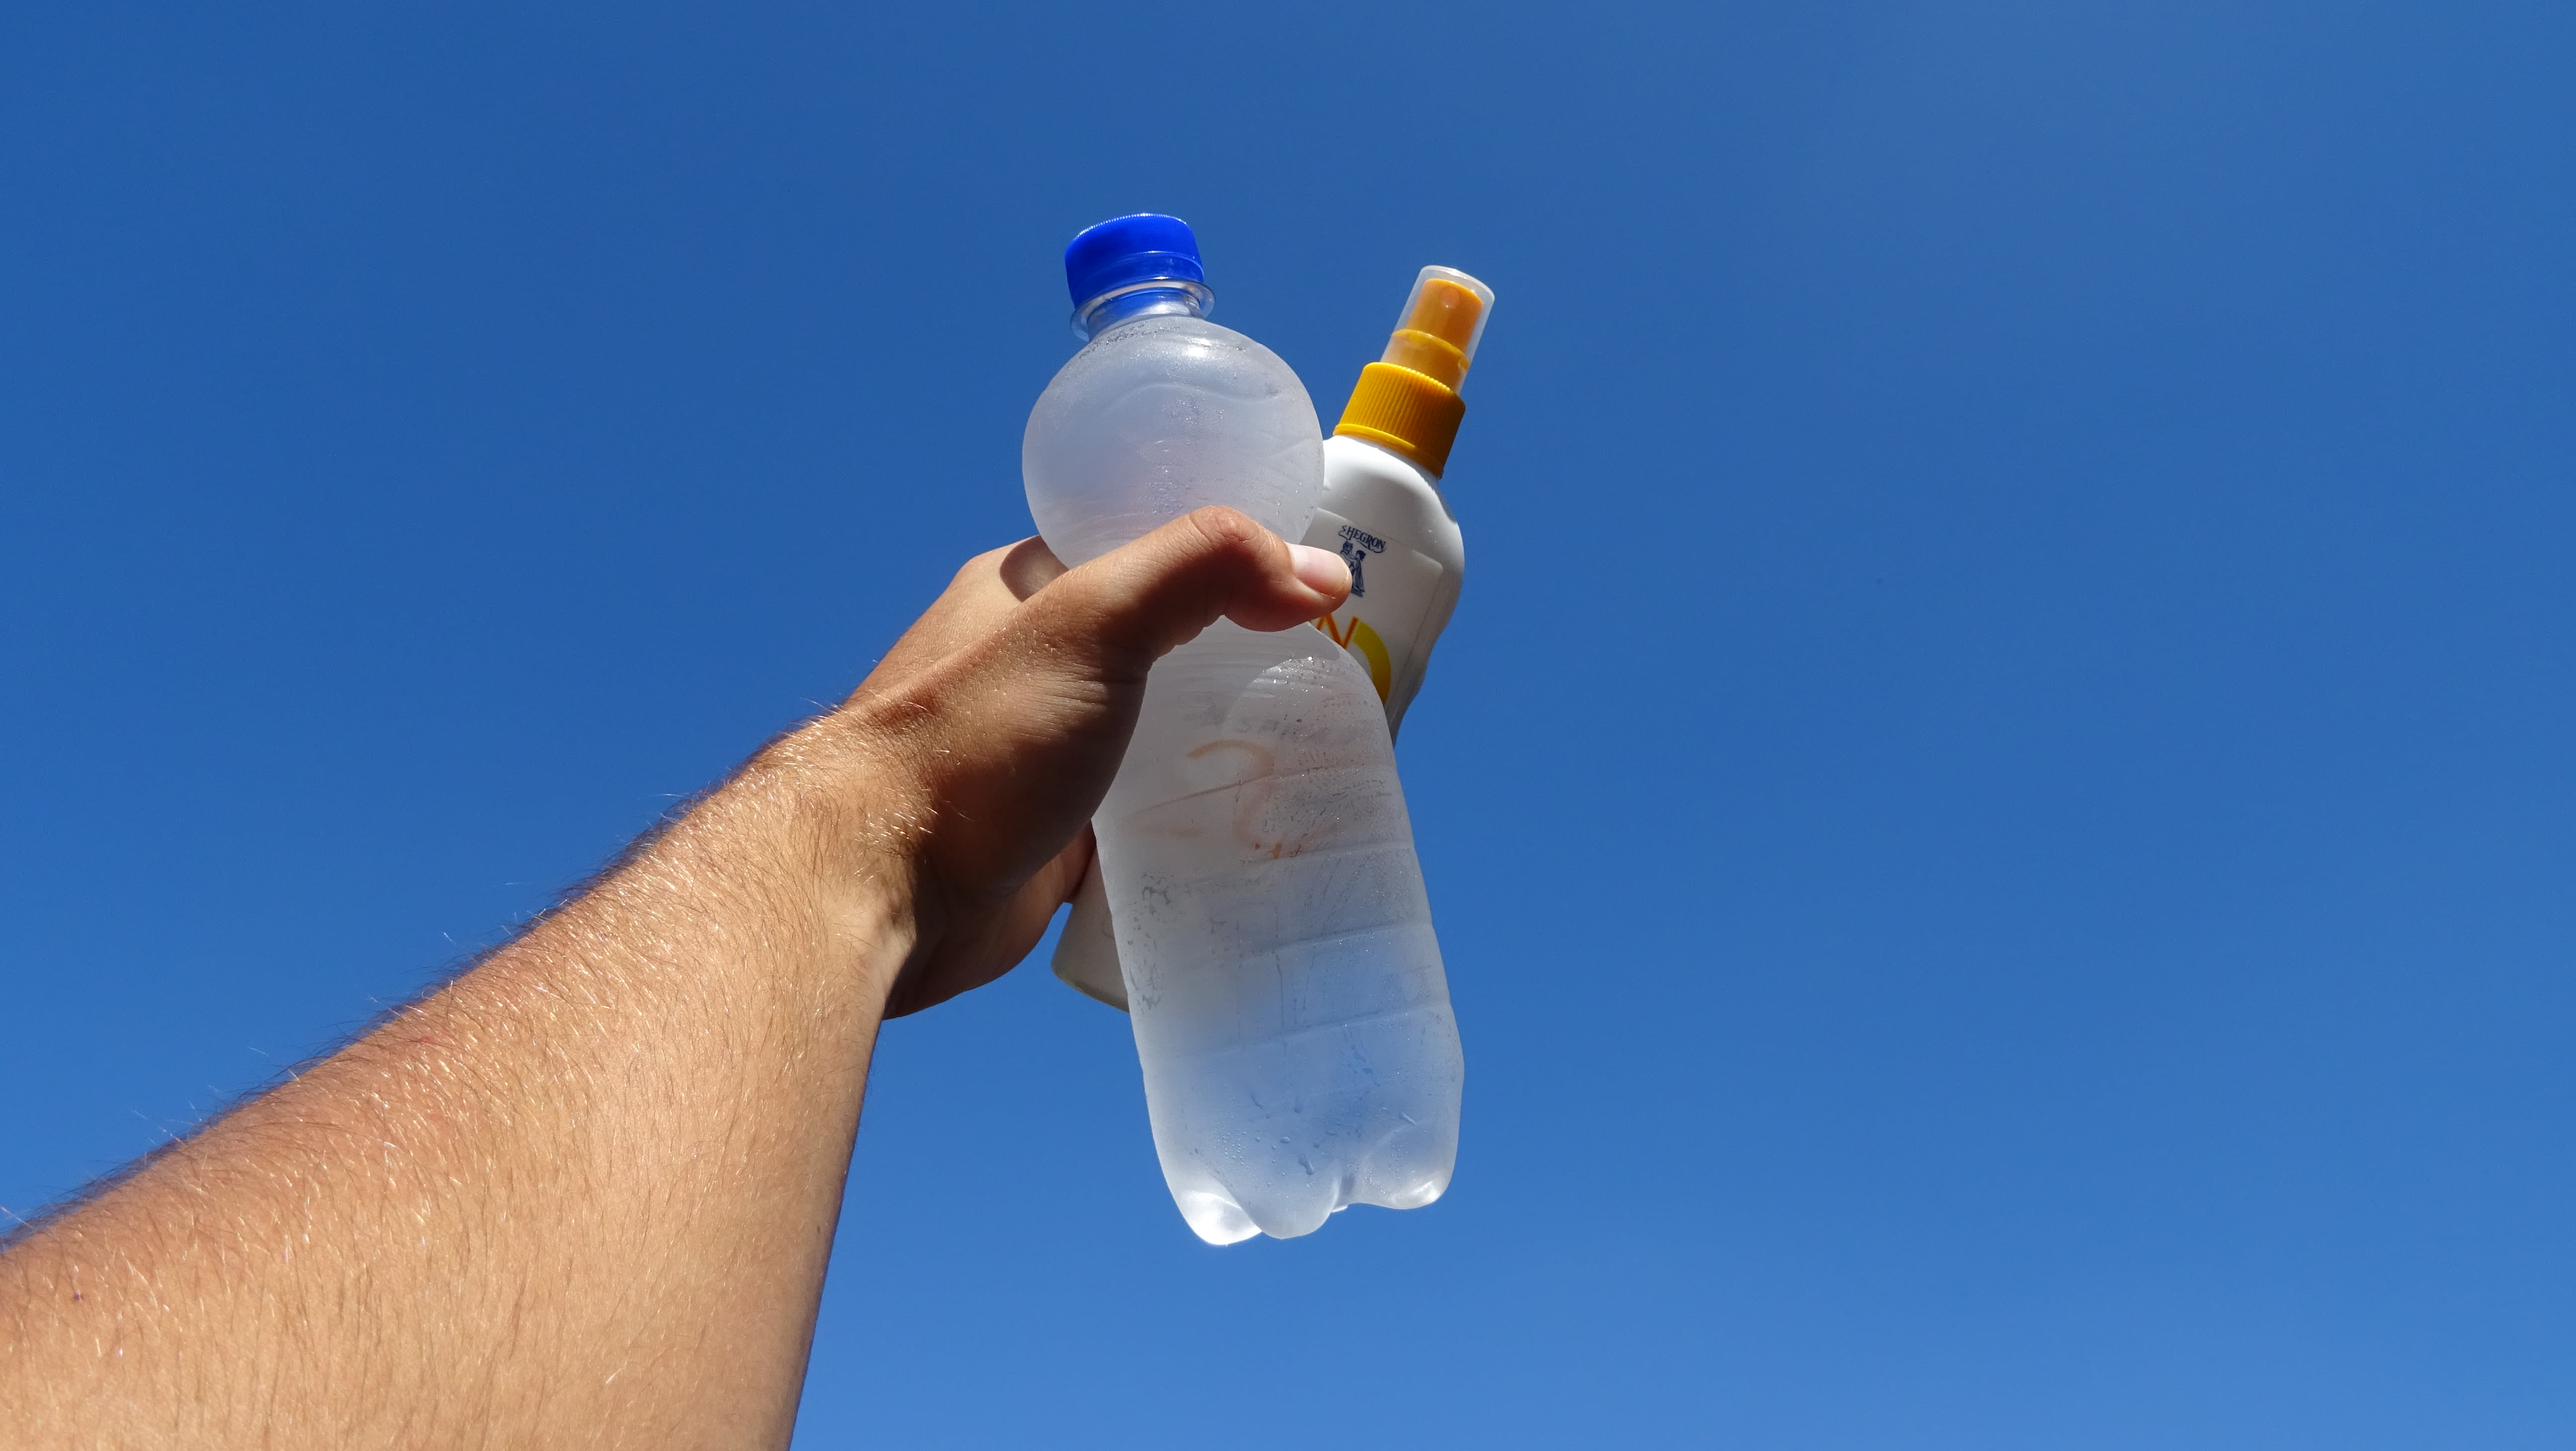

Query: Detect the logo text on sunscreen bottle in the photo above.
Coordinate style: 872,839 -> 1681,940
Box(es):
1334,524 -> 1387,597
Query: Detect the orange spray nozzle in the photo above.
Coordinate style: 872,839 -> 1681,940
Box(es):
1380,272 -> 1493,388
1334,266 -> 1497,478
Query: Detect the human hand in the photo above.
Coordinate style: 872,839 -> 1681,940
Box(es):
817,506 -> 1351,1016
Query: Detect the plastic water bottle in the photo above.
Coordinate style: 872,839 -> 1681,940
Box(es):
1023,215 -> 1463,1243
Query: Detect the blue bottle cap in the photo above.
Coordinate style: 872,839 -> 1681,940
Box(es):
1064,213 -> 1205,310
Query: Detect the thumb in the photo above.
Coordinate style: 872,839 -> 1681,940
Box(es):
1015,506 -> 1351,680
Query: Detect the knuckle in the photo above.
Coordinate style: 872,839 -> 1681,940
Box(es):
1181,506 -> 1270,566
959,544 -> 1010,574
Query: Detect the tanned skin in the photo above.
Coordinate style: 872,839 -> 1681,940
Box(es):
0,507 -> 1352,1449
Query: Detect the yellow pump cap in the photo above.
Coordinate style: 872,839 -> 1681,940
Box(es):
1334,266 -> 1495,478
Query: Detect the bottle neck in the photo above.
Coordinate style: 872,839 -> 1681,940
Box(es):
1074,281 -> 1214,340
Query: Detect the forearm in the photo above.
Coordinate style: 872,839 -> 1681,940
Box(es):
1,712 -> 910,1448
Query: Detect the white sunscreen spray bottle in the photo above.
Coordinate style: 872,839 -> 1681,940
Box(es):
1054,265 -> 1496,1009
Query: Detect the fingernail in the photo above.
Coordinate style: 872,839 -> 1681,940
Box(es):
1288,543 -> 1352,597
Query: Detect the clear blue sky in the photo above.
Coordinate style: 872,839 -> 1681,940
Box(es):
6,2 -> 2574,1445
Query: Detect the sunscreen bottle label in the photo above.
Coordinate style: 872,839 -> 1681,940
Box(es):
1307,507 -> 1446,706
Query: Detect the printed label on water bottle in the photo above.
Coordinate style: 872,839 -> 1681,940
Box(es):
1303,507 -> 1446,706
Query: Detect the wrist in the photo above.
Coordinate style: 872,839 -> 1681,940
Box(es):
725,708 -> 933,1014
